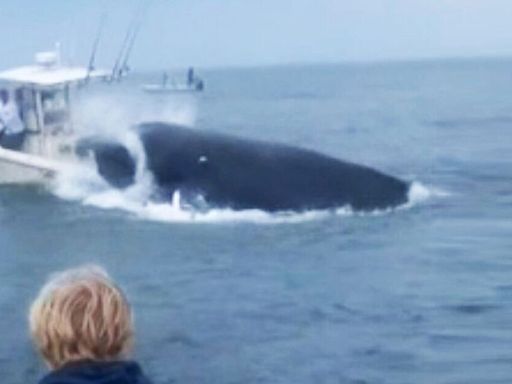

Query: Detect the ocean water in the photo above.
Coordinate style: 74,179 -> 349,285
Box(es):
1,59 -> 512,383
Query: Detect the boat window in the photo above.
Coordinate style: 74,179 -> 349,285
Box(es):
8,87 -> 40,131
41,89 -> 69,126
15,88 -> 33,118
42,89 -> 66,110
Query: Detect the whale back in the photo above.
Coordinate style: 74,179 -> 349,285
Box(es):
136,122 -> 409,211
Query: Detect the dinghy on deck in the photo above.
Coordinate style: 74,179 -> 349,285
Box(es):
0,49 -> 108,183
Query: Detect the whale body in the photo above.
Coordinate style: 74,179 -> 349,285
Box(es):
77,122 -> 410,212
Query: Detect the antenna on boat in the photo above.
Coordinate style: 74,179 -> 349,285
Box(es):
85,14 -> 107,83
111,0 -> 151,82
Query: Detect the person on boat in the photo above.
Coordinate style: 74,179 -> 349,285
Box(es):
0,89 -> 25,150
187,67 -> 195,86
29,265 -> 153,384
195,78 -> 205,91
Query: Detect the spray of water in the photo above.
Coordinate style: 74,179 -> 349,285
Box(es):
49,93 -> 445,224
73,90 -> 197,137
52,163 -> 444,224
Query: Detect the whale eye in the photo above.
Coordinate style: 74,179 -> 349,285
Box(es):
198,155 -> 208,164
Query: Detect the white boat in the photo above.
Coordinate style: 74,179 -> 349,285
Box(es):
142,69 -> 205,94
0,49 -> 109,184
142,83 -> 203,94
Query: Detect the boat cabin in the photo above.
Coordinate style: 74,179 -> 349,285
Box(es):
0,50 -> 108,157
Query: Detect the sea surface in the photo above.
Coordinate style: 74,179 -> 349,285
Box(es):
1,59 -> 512,383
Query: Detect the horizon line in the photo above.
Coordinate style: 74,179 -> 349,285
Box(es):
129,52 -> 512,73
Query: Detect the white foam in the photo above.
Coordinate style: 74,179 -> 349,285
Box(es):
51,164 -> 351,224
51,165 -> 109,201
406,181 -> 450,206
51,176 -> 444,224
73,93 -> 196,137
50,144 -> 445,224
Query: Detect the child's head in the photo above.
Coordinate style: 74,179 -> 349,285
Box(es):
29,265 -> 134,369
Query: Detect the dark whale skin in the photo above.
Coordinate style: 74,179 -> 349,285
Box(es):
80,122 -> 410,212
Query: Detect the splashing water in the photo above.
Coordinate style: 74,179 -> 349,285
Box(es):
73,92 -> 197,137
42,87 -> 447,224
51,148 -> 442,224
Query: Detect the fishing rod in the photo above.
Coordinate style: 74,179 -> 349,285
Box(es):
85,14 -> 107,83
110,16 -> 137,81
118,9 -> 145,78
111,0 -> 152,81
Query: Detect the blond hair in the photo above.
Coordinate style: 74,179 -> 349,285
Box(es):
29,265 -> 134,369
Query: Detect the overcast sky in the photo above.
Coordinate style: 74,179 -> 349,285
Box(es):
1,0 -> 512,70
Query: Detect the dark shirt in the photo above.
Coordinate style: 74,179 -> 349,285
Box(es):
39,360 -> 153,384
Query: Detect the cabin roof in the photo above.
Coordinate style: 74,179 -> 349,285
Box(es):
0,65 -> 109,87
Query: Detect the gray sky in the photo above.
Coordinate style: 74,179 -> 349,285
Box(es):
1,0 -> 512,70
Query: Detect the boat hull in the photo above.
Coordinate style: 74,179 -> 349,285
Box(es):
0,135 -> 73,184
142,84 -> 201,93
0,161 -> 48,184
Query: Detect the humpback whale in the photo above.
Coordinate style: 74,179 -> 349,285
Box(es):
77,122 -> 410,212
